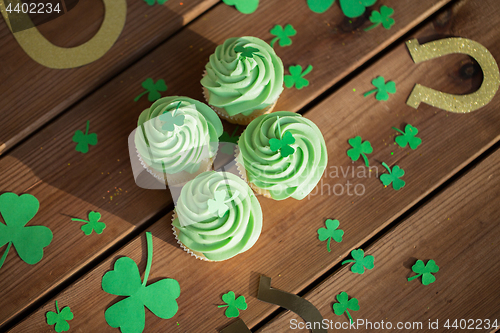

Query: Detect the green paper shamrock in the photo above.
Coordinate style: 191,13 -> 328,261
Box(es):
208,190 -> 240,218
365,6 -> 395,31
220,126 -> 240,155
72,120 -> 98,154
340,0 -> 377,18
222,0 -> 259,14
102,232 -> 180,333
317,219 -> 344,252
333,292 -> 359,324
363,76 -> 396,101
380,162 -> 405,190
0,193 -> 53,270
307,0 -> 336,13
393,124 -> 422,150
342,249 -> 374,274
134,78 -> 168,102
270,132 -> 295,157
235,45 -> 260,58
143,0 -> 167,5
408,259 -> 439,285
347,136 -> 373,167
71,211 -> 106,236
284,65 -> 313,90
159,102 -> 185,132
270,24 -> 297,47
46,301 -> 74,333
218,291 -> 248,318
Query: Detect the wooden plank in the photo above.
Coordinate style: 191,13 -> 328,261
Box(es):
0,0 -> 451,327
10,0 -> 500,331
259,148 -> 500,333
0,0 -> 219,155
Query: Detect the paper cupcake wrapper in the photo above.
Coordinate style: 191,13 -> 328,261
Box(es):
172,212 -> 212,262
234,145 -> 273,199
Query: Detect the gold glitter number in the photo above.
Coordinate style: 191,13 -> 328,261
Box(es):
406,38 -> 500,113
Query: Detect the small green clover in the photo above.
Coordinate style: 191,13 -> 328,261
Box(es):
393,124 -> 422,150
218,291 -> 248,318
143,0 -> 167,5
408,259 -> 439,285
235,45 -> 260,58
72,120 -> 98,154
340,0 -> 377,18
307,0 -> 335,13
342,249 -> 374,274
208,190 -> 240,218
347,136 -> 373,167
365,6 -> 395,31
0,193 -> 53,270
284,65 -> 313,90
220,126 -> 240,155
333,292 -> 359,324
317,219 -> 344,252
270,24 -> 297,47
364,76 -> 396,101
134,78 -> 168,102
269,116 -> 295,157
46,301 -> 74,333
380,162 -> 405,190
159,102 -> 185,132
71,211 -> 106,236
222,0 -> 259,14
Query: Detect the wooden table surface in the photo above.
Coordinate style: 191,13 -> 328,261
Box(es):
1,0 -> 499,332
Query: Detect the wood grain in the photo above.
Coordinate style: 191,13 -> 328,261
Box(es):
0,0 -> 452,327
259,148 -> 500,333
9,0 -> 500,331
0,0 -> 219,155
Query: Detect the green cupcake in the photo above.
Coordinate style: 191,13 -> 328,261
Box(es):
236,111 -> 328,200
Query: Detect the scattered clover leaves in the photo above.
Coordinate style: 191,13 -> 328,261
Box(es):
393,124 -> 422,150
208,190 -> 240,218
364,76 -> 396,101
218,291 -> 248,318
307,0 -> 335,13
333,292 -> 359,324
159,102 -> 185,132
46,301 -> 74,333
270,131 -> 296,157
143,0 -> 167,5
365,6 -> 395,31
340,0 -> 377,18
342,249 -> 374,274
284,65 -> 313,90
222,0 -> 259,14
317,219 -> 344,252
0,193 -> 53,270
408,259 -> 439,285
72,120 -> 98,154
71,211 -> 106,236
380,162 -> 405,190
270,24 -> 297,47
134,78 -> 167,102
102,232 -> 180,333
235,45 -> 260,58
220,126 -> 240,155
347,136 -> 373,167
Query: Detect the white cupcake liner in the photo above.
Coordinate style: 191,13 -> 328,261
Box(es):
171,212 -> 212,262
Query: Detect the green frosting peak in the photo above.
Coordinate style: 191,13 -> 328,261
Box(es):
201,36 -> 284,116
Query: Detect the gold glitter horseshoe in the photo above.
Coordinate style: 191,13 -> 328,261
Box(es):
0,0 -> 126,69
406,38 -> 500,113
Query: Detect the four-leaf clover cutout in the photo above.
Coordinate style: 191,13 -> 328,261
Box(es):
46,301 -> 74,333
235,45 -> 260,59
380,162 -> 406,190
143,0 -> 167,5
270,24 -> 297,47
222,0 -> 259,14
102,232 -> 181,333
347,136 -> 373,167
365,6 -> 396,31
72,120 -> 98,154
0,193 -> 53,270
159,102 -> 185,132
134,78 -> 168,102
218,291 -> 248,318
333,292 -> 359,324
208,190 -> 240,218
364,76 -> 396,101
393,124 -> 422,150
408,259 -> 439,285
342,249 -> 374,274
285,65 -> 313,90
317,219 -> 344,252
71,211 -> 106,236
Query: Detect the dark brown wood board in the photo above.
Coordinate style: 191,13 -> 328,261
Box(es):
9,0 -> 500,331
0,0 -> 219,155
0,0 -> 452,327
258,148 -> 500,333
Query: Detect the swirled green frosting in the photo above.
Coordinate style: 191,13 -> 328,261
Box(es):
237,111 -> 328,200
201,36 -> 284,116
135,96 -> 223,174
173,171 -> 263,261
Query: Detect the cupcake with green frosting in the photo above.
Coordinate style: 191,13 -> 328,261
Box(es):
172,171 -> 263,261
236,111 -> 328,200
135,96 -> 223,184
201,36 -> 284,125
